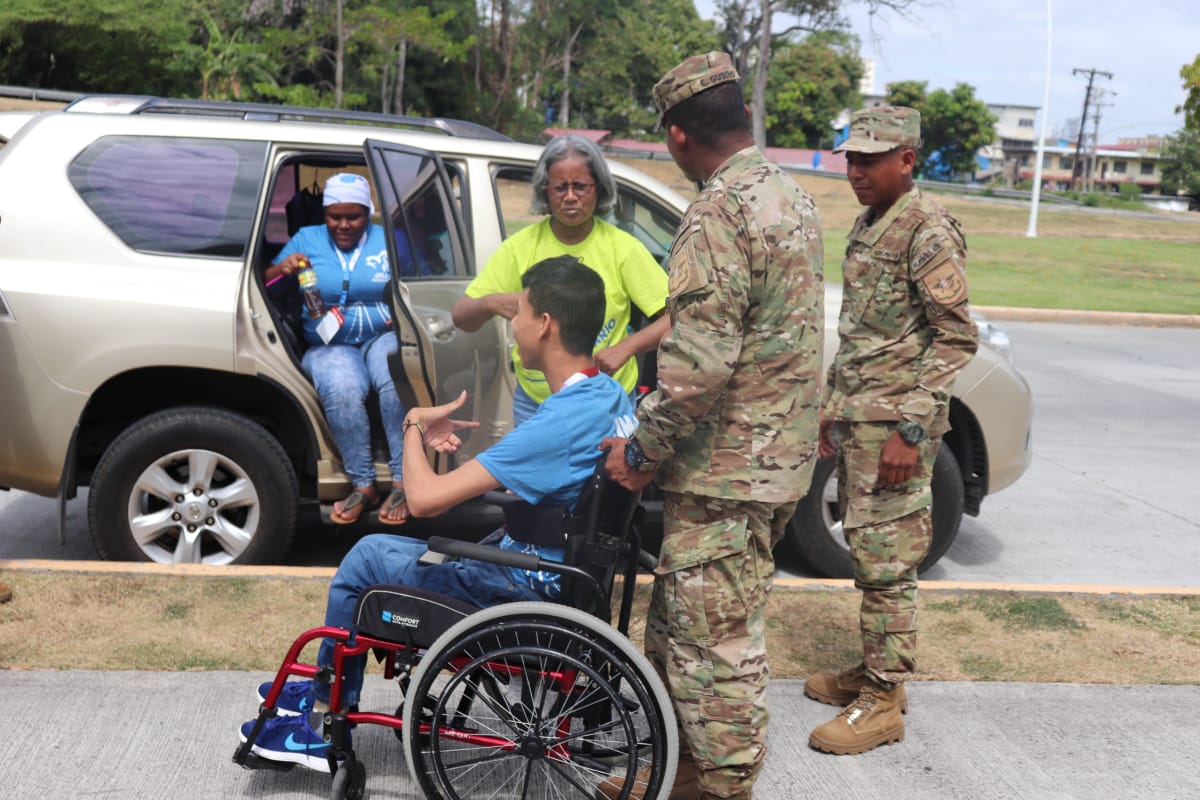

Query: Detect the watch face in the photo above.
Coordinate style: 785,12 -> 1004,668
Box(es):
625,440 -> 642,469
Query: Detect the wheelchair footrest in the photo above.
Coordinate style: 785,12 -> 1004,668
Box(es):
234,751 -> 298,772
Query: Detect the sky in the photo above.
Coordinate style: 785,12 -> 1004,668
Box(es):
696,0 -> 1198,142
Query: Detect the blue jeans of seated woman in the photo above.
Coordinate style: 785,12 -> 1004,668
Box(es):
312,533 -> 544,707
302,334 -> 404,488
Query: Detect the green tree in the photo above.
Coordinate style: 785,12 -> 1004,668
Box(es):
192,10 -> 277,101
715,0 -> 916,148
886,80 -> 995,179
1179,54 -> 1200,130
884,79 -> 926,109
1160,127 -> 1200,203
0,0 -> 195,94
765,30 -> 863,148
570,0 -> 720,135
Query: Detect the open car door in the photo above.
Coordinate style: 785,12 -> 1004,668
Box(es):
365,139 -> 509,463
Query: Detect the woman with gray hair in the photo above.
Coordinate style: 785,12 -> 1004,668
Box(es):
452,134 -> 670,425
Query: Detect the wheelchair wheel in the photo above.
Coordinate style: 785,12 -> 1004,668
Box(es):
402,602 -> 678,800
330,758 -> 367,800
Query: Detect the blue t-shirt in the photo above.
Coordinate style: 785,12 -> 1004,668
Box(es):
476,374 -> 638,597
275,223 -> 411,346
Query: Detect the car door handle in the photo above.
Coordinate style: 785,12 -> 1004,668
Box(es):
426,317 -> 455,341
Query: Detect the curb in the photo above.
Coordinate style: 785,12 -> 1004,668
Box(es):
2,559 -> 1196,597
975,304 -> 1200,329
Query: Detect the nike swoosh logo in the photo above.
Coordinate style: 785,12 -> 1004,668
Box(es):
284,734 -> 326,752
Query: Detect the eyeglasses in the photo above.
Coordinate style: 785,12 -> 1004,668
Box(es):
548,181 -> 595,197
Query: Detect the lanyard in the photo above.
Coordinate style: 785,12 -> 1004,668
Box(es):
562,366 -> 601,388
334,233 -> 366,307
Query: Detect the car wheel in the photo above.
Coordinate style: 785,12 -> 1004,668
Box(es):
87,407 -> 298,565
784,445 -> 965,579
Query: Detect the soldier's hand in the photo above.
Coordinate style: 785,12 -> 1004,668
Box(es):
877,431 -> 919,487
599,437 -> 656,492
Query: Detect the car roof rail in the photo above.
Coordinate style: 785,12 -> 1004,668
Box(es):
61,95 -> 512,142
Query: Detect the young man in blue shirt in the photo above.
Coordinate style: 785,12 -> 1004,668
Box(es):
239,255 -> 638,771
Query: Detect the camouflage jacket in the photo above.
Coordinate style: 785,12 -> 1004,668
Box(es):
636,146 -> 824,503
823,186 -> 979,434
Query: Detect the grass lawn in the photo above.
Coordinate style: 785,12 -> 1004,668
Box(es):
618,157 -> 1200,315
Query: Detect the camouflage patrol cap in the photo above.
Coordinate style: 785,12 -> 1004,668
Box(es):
652,52 -> 740,130
833,106 -> 922,154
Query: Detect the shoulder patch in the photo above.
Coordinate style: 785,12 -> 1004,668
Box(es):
667,233 -> 709,298
921,261 -> 967,306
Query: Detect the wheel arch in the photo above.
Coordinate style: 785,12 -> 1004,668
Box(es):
944,397 -> 988,517
72,367 -> 318,494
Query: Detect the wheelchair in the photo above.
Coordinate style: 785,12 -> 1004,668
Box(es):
234,465 -> 678,800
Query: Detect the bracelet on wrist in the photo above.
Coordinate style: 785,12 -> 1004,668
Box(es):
402,419 -> 425,439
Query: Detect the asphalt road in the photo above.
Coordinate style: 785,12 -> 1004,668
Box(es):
3,320 -> 1198,585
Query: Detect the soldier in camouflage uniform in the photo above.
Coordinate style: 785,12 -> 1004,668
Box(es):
805,106 -> 979,756
600,52 -> 824,800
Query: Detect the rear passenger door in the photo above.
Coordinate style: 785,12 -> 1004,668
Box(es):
365,140 -> 506,463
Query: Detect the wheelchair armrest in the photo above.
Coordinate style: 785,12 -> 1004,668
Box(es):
427,536 -> 541,572
426,536 -> 607,609
481,491 -> 518,507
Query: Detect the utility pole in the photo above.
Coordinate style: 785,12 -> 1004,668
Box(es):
1070,67 -> 1112,189
1087,88 -> 1116,192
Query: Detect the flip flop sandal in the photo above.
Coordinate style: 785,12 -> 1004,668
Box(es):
378,487 -> 410,526
330,488 -> 381,525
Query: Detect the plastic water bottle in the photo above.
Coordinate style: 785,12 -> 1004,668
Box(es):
297,260 -> 325,320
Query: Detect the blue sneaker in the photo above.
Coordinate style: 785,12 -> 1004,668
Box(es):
239,714 -> 346,773
256,680 -> 315,716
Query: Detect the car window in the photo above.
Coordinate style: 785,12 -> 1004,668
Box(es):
493,166 -> 539,239
604,186 -> 679,265
69,136 -> 267,258
368,143 -> 470,279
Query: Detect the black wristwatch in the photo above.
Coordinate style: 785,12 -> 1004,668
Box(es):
624,437 -> 657,472
896,420 -> 926,445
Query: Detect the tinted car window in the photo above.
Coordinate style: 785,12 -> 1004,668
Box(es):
370,145 -> 469,278
69,136 -> 267,257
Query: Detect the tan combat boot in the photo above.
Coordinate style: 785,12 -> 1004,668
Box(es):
804,664 -> 907,712
594,753 -> 700,800
808,683 -> 906,755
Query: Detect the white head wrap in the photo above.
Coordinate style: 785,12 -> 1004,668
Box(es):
323,173 -> 375,214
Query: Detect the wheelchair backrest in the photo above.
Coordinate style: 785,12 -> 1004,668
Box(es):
559,466 -> 642,618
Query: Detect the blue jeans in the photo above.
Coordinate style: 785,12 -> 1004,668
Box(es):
302,334 -> 405,488
313,533 -> 544,707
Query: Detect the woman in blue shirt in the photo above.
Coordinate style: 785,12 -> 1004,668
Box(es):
264,173 -> 408,525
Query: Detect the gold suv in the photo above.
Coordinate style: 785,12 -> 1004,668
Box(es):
0,97 -> 1031,571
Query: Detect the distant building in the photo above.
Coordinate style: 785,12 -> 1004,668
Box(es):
1001,136 -> 1164,193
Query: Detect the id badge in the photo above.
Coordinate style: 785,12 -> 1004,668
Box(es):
316,307 -> 345,344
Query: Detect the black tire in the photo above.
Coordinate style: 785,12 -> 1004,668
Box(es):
784,445 -> 965,578
87,406 -> 298,565
330,759 -> 367,800
403,602 -> 678,800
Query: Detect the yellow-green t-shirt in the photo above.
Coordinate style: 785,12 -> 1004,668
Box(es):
465,218 -> 667,403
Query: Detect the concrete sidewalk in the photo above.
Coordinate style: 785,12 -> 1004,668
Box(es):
2,670 -> 1197,800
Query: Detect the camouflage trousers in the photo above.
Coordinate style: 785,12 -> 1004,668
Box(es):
645,491 -> 795,800
834,421 -> 940,686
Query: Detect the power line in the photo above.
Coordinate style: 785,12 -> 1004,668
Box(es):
1070,67 -> 1113,189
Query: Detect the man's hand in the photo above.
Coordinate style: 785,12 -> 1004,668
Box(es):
877,430 -> 919,487
406,390 -> 480,453
594,342 -> 633,376
599,436 -> 657,491
819,417 -> 836,458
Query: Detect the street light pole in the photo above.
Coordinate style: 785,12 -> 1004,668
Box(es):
1026,0 -> 1052,238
